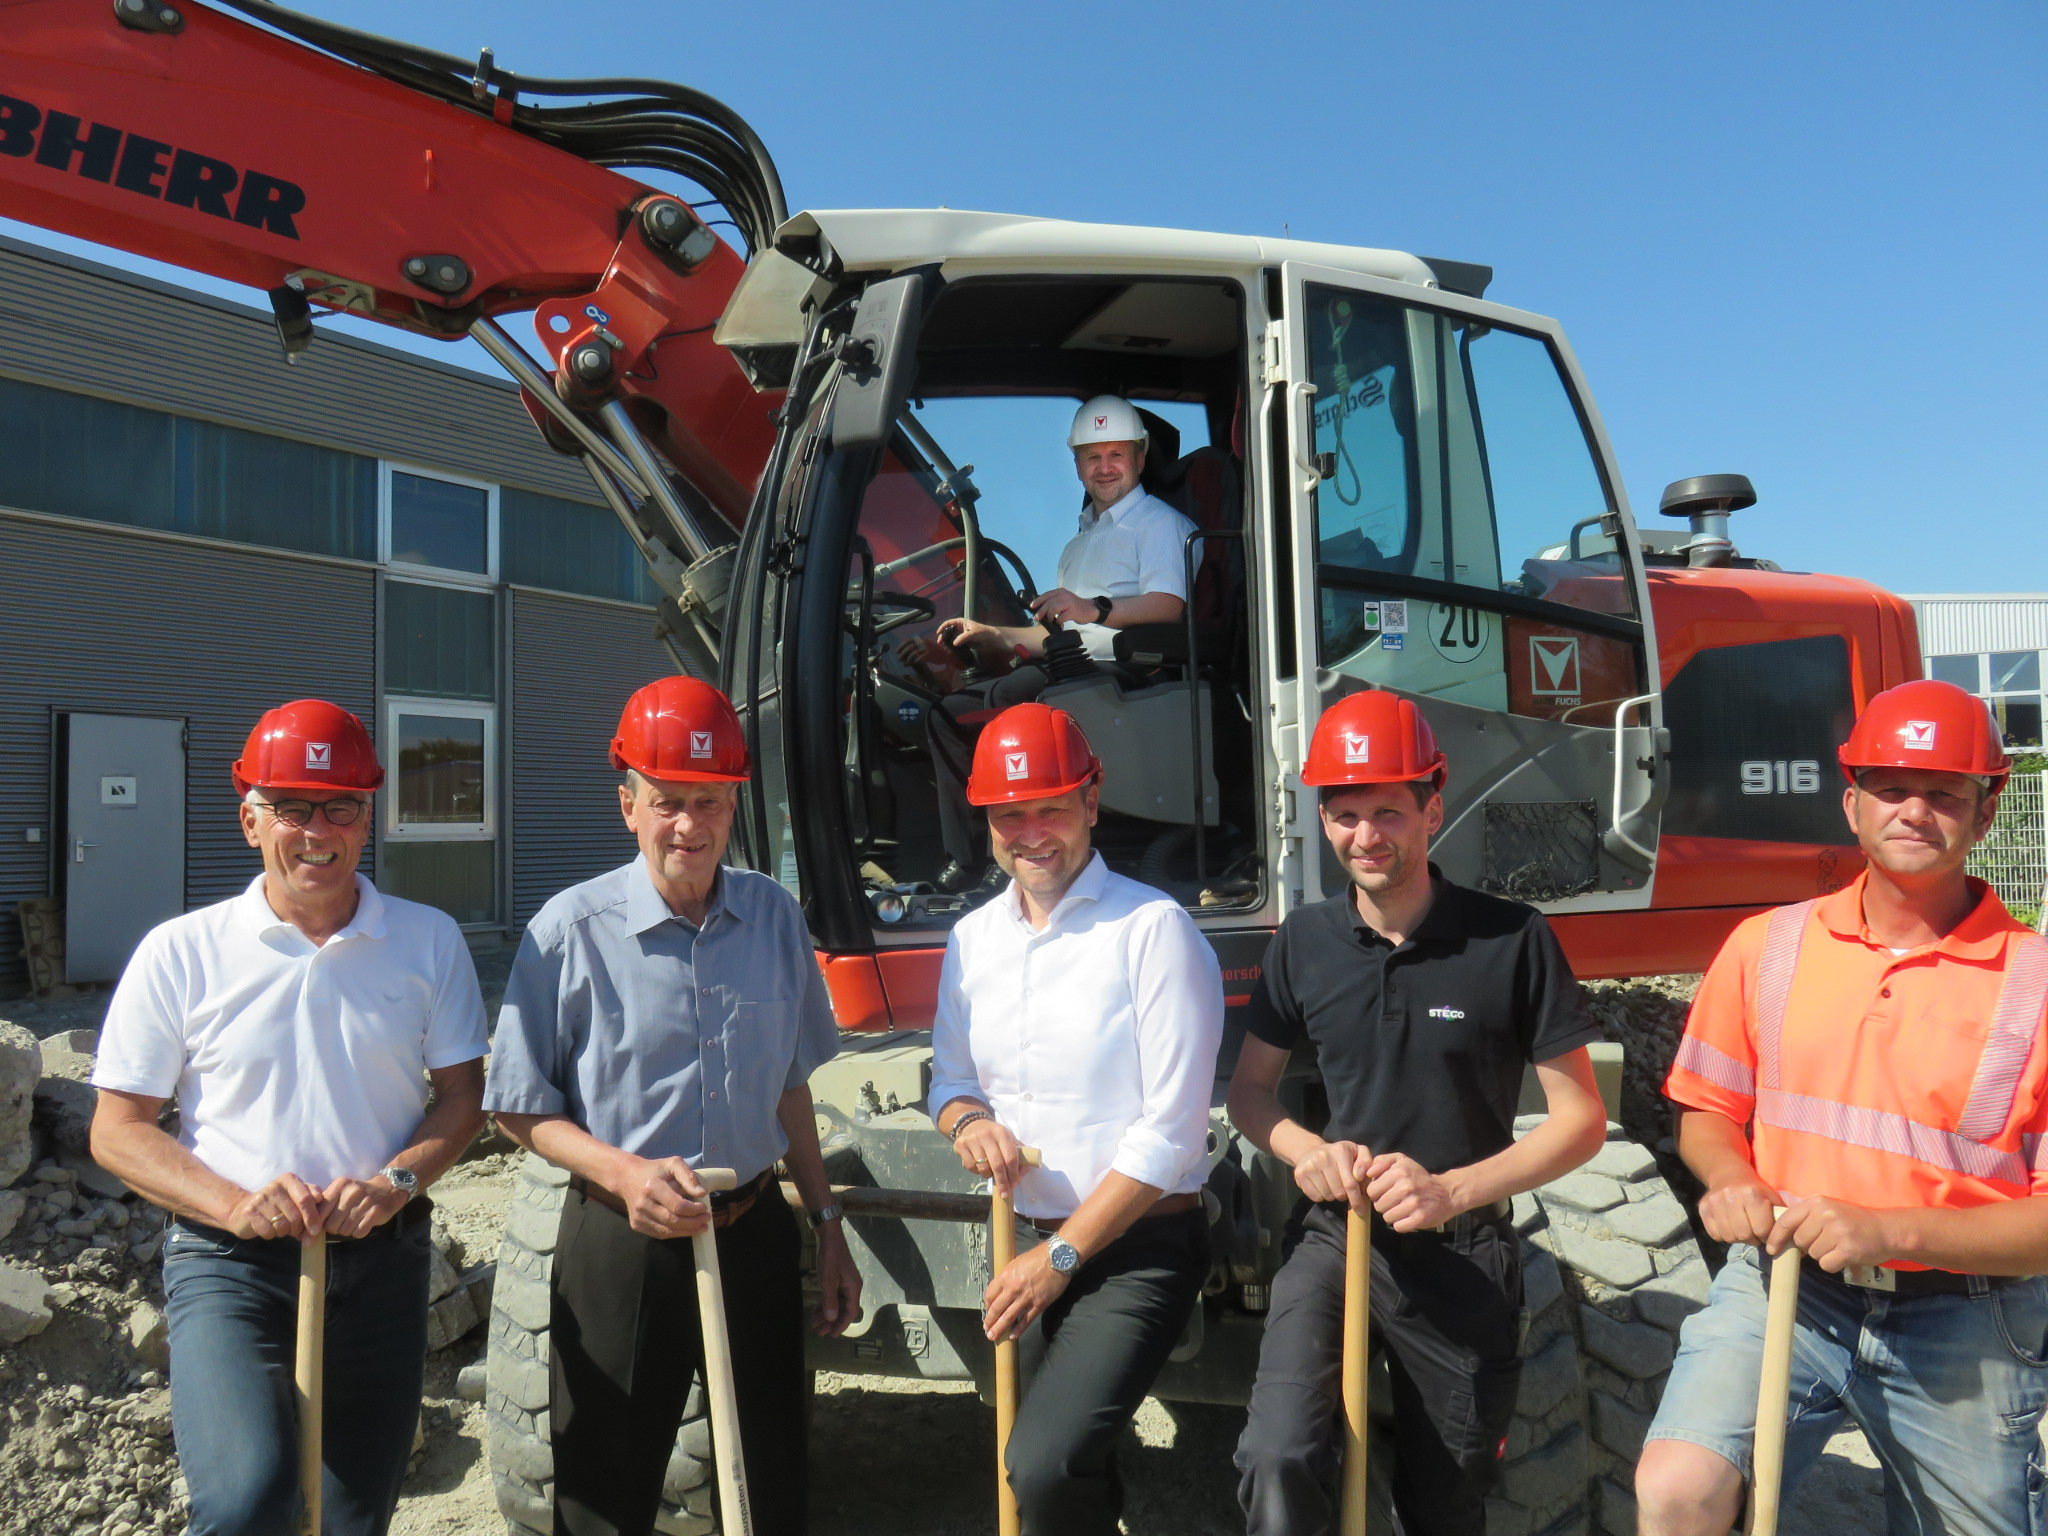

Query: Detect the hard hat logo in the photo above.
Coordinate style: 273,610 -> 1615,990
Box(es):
690,730 -> 713,759
1094,416 -> 1107,429
305,743 -> 332,771
1343,735 -> 1370,763
1005,752 -> 1030,781
1900,722 -> 1937,750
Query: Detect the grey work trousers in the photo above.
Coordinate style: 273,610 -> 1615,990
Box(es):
1006,1208 -> 1208,1535
1236,1202 -> 1524,1536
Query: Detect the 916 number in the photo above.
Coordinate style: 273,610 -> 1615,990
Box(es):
1740,759 -> 1821,795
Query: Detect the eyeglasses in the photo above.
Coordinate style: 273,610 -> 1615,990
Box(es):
257,797 -> 367,828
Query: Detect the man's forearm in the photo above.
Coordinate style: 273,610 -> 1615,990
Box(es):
777,1087 -> 834,1214
1444,1110 -> 1605,1212
91,1114 -> 245,1227
1676,1107 -> 1764,1191
386,1073 -> 485,1193
1053,1170 -> 1162,1265
1227,1080 -> 1327,1168
1879,1199 -> 2048,1275
496,1112 -> 639,1192
1103,592 -> 1184,628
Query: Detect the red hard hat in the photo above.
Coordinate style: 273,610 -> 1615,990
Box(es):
611,676 -> 750,783
1838,679 -> 2008,788
231,700 -> 384,797
1303,691 -> 1447,788
967,704 -> 1101,806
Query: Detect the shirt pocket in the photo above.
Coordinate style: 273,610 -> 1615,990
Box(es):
729,998 -> 802,1101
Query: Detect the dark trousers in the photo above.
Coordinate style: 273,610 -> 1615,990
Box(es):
551,1181 -> 807,1536
161,1209 -> 433,1536
1006,1208 -> 1207,1536
1236,1203 -> 1523,1536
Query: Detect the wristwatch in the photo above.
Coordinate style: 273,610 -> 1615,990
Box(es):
808,1202 -> 844,1228
1045,1236 -> 1081,1274
1092,594 -> 1113,624
377,1165 -> 419,1203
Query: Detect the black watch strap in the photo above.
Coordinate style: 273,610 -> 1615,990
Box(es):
1093,594 -> 1113,623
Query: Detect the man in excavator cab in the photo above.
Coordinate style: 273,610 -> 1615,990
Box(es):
924,395 -> 1200,895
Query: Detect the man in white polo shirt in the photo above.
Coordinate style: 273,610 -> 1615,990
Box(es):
90,699 -> 488,1536
929,702 -> 1224,1534
924,395 -> 1200,893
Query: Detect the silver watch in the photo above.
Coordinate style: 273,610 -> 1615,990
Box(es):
1045,1237 -> 1081,1274
807,1201 -> 843,1228
377,1165 -> 419,1202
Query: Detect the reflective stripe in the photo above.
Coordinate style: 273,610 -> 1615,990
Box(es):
1957,934 -> 2048,1141
1753,900 -> 1815,1091
1757,1089 -> 2028,1184
1673,1034 -> 1755,1098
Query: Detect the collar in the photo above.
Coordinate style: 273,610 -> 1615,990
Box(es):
1813,870 -> 2020,961
238,873 -> 385,945
625,858 -> 730,936
1079,485 -> 1149,532
1002,850 -> 1109,934
1346,864 -> 1454,949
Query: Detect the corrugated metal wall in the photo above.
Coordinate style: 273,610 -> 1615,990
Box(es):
1908,596 -> 2048,656
508,589 -> 673,926
0,515 -> 375,995
0,236 -> 593,503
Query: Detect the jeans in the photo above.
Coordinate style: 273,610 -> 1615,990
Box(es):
1647,1242 -> 2048,1536
162,1212 -> 433,1536
1236,1203 -> 1524,1536
1006,1208 -> 1208,1536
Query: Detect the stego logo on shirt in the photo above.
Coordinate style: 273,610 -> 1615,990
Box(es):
1899,720 -> 1937,750
690,730 -> 713,758
1005,751 -> 1030,780
304,742 -> 331,771
1343,733 -> 1370,763
1427,1006 -> 1466,1020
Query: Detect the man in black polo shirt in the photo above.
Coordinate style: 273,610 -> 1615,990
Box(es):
1229,690 -> 1609,1536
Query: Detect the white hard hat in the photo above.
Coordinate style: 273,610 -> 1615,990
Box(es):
1068,395 -> 1148,449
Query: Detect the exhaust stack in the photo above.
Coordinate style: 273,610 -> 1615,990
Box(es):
1659,474 -> 1756,568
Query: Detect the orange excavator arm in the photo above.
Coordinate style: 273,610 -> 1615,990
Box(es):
0,0 -> 782,550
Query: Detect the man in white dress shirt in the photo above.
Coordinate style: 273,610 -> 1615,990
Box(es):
925,394 -> 1200,892
928,701 -> 1225,1535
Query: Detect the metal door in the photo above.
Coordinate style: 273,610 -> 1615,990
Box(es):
64,713 -> 186,983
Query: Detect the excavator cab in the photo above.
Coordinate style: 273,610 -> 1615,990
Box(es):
718,213 -> 1667,968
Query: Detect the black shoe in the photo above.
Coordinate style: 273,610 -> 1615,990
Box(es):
937,858 -> 996,895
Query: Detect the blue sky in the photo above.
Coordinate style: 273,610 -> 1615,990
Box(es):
8,0 -> 2043,596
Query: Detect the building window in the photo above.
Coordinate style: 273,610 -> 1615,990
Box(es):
501,486 -> 658,604
382,465 -> 496,579
385,580 -> 496,701
1929,654 -> 1982,690
1991,651 -> 2041,695
383,699 -> 497,924
1993,698 -> 2043,748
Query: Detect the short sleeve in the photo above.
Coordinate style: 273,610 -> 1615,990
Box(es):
424,924 -> 490,1070
1518,913 -> 1604,1064
482,922 -> 570,1116
783,911 -> 843,1092
1664,919 -> 1763,1122
1133,507 -> 1197,600
1241,930 -> 1303,1051
91,925 -> 188,1098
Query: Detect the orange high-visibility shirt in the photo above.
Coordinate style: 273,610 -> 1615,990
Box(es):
1667,875 -> 2048,1265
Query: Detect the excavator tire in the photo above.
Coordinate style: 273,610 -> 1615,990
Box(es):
1488,1125 -> 1711,1536
485,1152 -> 717,1536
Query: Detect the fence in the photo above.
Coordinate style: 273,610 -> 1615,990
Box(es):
1973,771 -> 2047,927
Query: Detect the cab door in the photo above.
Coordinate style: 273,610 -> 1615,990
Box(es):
1273,264 -> 1666,909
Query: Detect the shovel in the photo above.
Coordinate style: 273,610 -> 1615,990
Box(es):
295,1231 -> 326,1536
692,1168 -> 754,1536
1340,1208 -> 1370,1536
989,1144 -> 1043,1536
1745,1215 -> 1803,1536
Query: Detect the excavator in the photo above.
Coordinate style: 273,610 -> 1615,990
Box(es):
2,4 -> 1925,1531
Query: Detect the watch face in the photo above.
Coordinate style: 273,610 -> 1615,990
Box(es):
1049,1239 -> 1080,1273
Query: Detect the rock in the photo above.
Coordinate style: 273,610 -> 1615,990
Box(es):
121,1389 -> 172,1438
46,1028 -> 100,1055
460,1260 -> 496,1316
130,1234 -> 164,1265
55,1218 -> 96,1239
51,1444 -> 85,1471
0,1021 -> 38,1187
0,1260 -> 53,1343
33,1163 -> 75,1185
35,1040 -> 98,1157
455,1361 -> 488,1402
424,1284 -> 480,1351
61,1153 -> 130,1200
47,1282 -> 80,1307
0,1187 -> 25,1240
126,1303 -> 168,1369
427,1245 -> 461,1304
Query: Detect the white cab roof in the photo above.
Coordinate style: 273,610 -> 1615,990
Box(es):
717,208 -> 1443,349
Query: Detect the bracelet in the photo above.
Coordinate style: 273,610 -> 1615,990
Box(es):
947,1109 -> 994,1143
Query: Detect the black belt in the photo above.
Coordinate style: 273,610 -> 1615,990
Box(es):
1798,1254 -> 2000,1298
174,1194 -> 433,1246
570,1171 -> 768,1228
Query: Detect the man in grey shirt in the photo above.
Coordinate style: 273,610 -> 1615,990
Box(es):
485,677 -> 859,1536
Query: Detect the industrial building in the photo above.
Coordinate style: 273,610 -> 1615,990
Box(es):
0,234 -> 680,996
1907,594 -> 2048,750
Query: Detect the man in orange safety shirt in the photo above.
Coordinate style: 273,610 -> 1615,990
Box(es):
1635,679 -> 2048,1536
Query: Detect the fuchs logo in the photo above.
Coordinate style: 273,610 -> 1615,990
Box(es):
1343,733 -> 1370,763
689,730 -> 713,758
1005,751 -> 1030,780
304,742 -> 332,771
1428,1006 -> 1466,1020
0,93 -> 306,239
1094,415 -> 1108,429
1900,721 -> 1937,750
